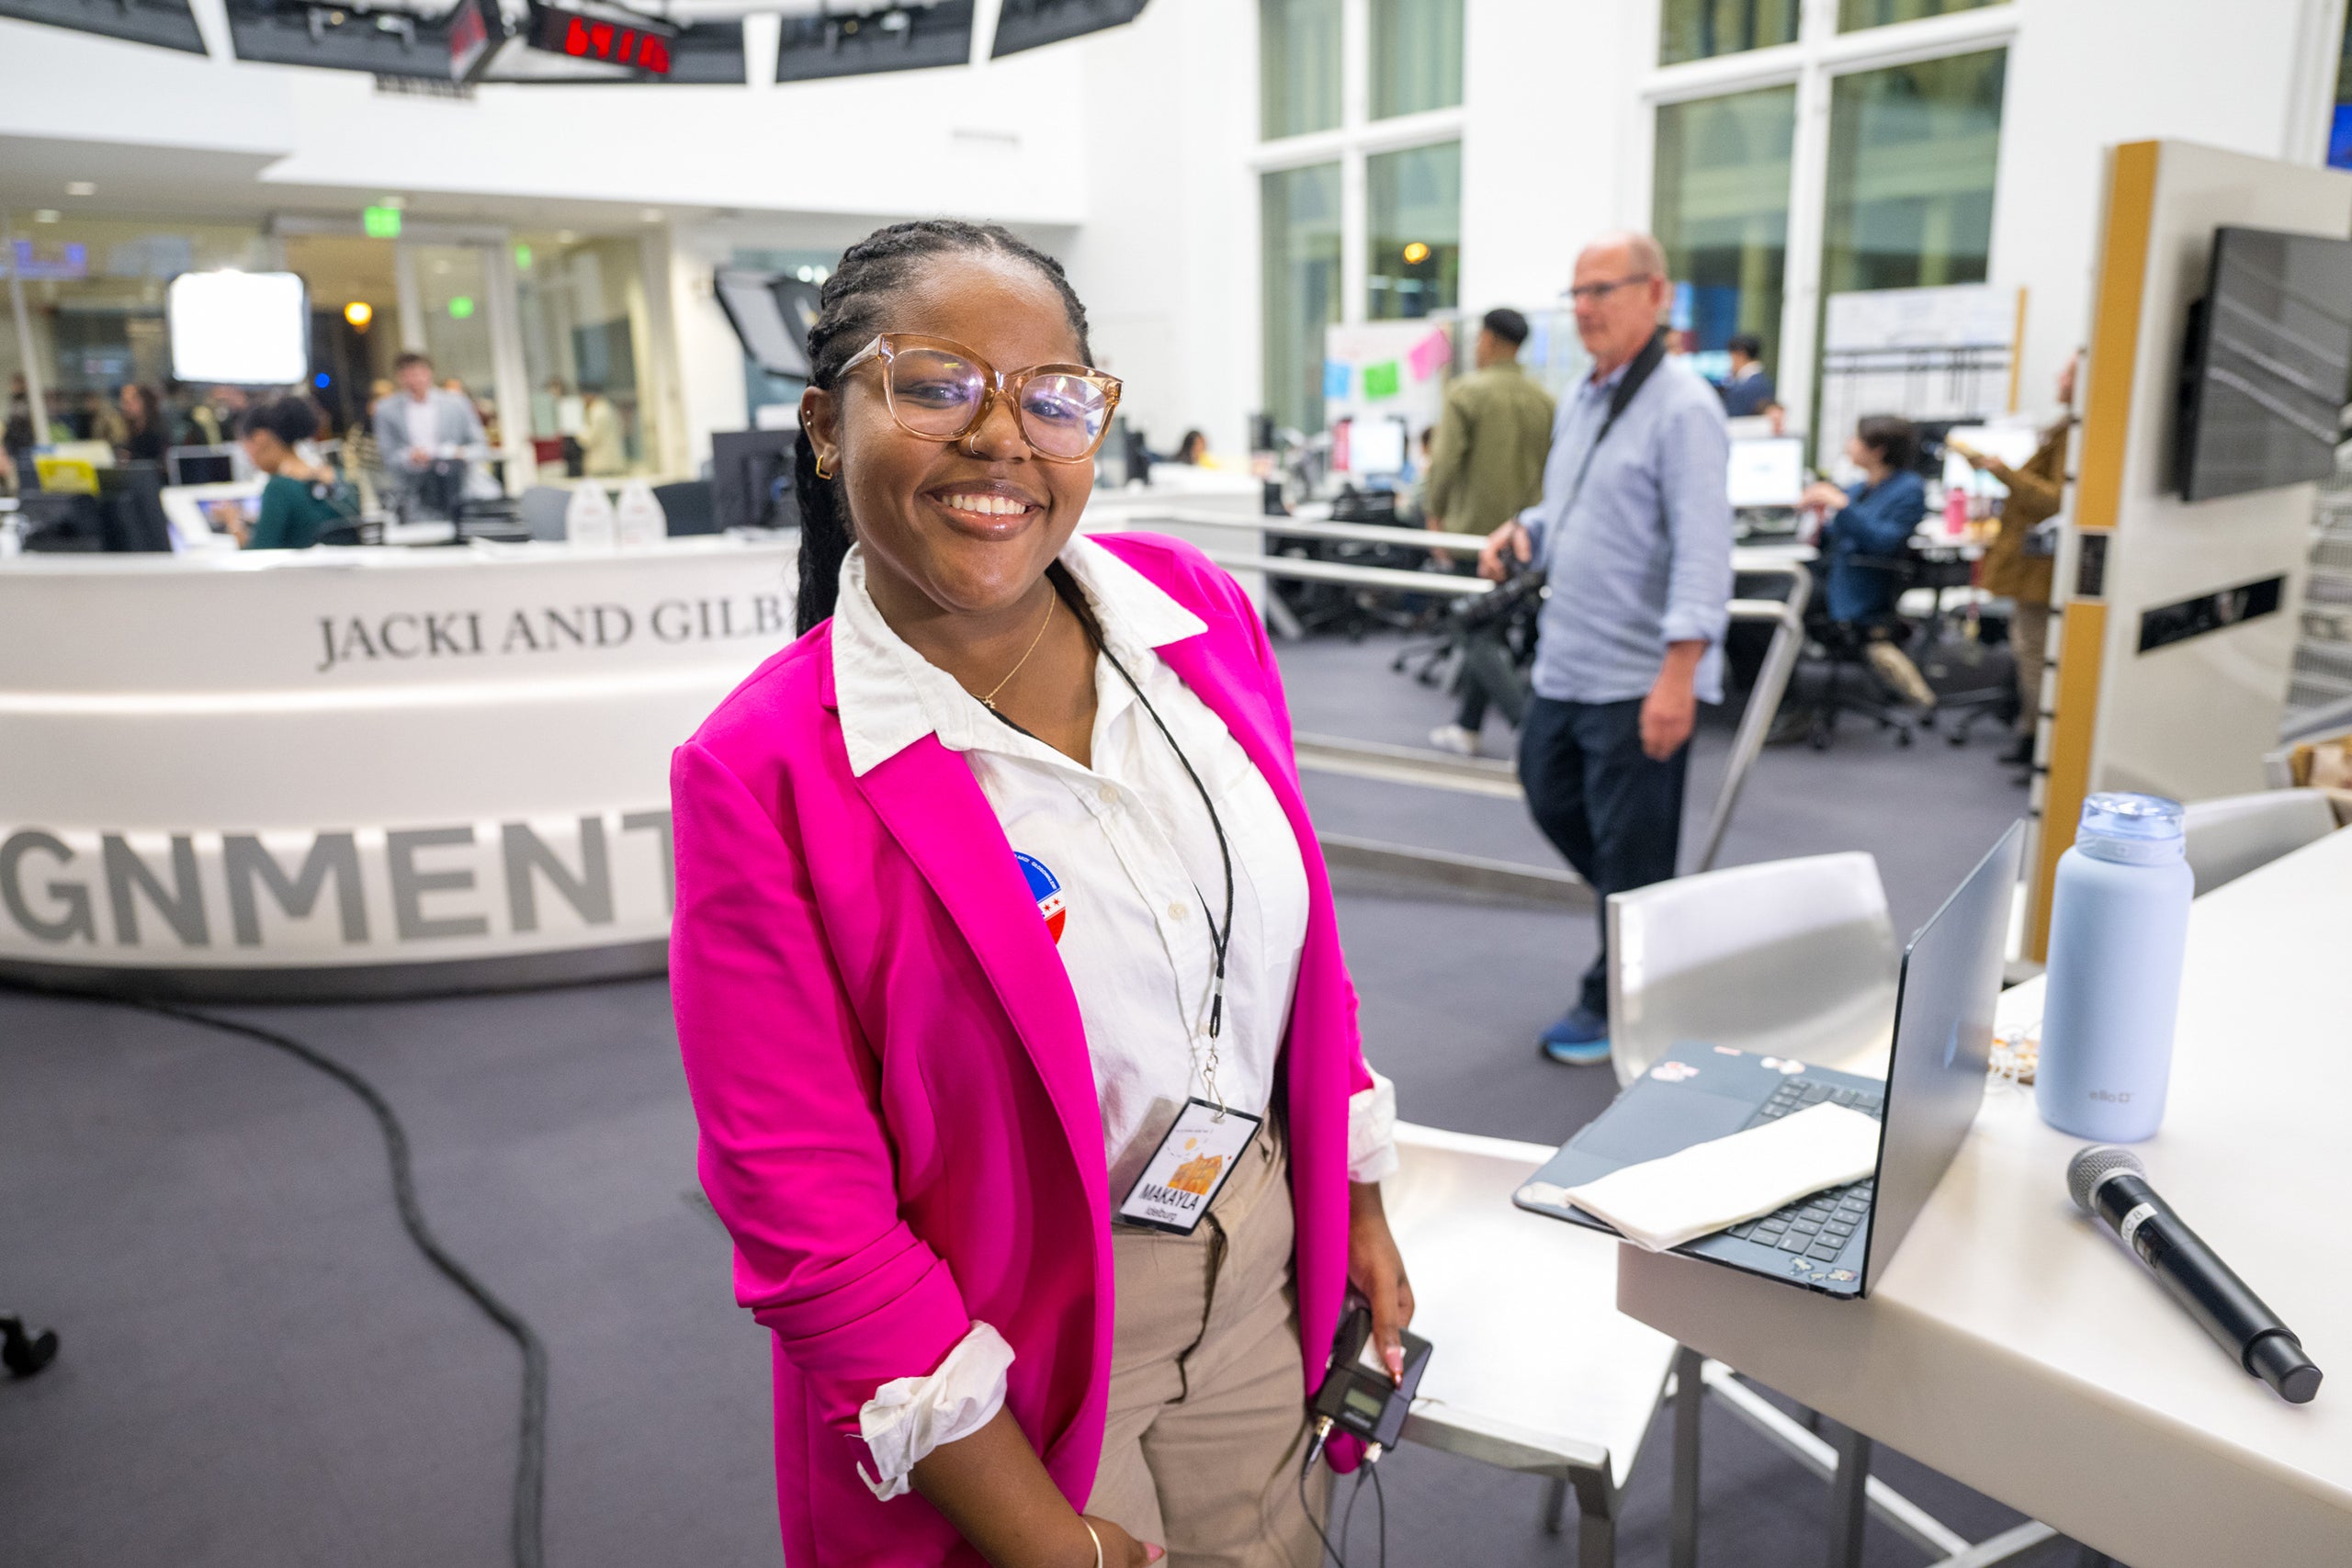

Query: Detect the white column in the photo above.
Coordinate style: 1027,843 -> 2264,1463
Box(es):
478,238 -> 535,495
1775,0 -> 1840,456
1340,0 -> 1370,325
392,243 -> 428,355
3,211 -> 51,443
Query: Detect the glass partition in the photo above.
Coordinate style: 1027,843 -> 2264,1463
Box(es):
1,215 -> 268,450
1654,86 -> 1796,370
1365,141 -> 1462,321
1261,0 -> 1342,139
1370,0 -> 1463,119
1659,0 -> 1799,65
513,233 -> 662,477
1261,162 -> 1343,434
1838,0 -> 2003,32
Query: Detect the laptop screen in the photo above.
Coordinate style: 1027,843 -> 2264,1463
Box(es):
1860,821 -> 2025,1291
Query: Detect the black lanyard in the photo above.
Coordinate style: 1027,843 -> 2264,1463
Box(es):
983,599 -> 1237,1042
1557,327 -> 1670,524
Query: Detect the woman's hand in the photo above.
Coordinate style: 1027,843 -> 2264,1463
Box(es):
1801,479 -> 1849,512
1347,1181 -> 1416,1382
910,1408 -> 1164,1568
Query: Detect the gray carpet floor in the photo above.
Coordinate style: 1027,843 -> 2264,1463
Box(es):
0,629 -> 2067,1568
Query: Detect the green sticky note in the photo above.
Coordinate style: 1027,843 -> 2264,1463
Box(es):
362,205 -> 402,240
1363,360 -> 1400,400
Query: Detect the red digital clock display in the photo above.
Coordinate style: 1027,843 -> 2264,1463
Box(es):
526,4 -> 673,74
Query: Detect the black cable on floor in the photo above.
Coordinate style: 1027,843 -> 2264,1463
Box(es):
1367,1459 -> 1386,1568
1299,1456 -> 1347,1566
126,998 -> 548,1568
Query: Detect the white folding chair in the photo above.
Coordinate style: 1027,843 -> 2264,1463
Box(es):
2181,789 -> 2336,897
1606,851 -> 1902,1089
1385,1122 -> 1680,1566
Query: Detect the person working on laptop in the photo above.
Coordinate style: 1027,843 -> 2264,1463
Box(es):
233,397 -> 356,550
1478,231 -> 1735,1066
1800,414 -> 1938,709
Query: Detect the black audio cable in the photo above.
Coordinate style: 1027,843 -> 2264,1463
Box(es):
24,990 -> 550,1568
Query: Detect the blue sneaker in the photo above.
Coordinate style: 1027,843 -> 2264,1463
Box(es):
1539,1006 -> 1611,1066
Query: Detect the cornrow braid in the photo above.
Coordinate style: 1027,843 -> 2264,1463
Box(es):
793,220 -> 1095,636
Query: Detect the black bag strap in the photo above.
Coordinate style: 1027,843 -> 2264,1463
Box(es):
1562,327 -> 1669,512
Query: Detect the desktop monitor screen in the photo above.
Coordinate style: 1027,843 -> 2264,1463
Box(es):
167,446 -> 238,487
1726,436 -> 1805,509
710,428 -> 797,531
2175,225 -> 2352,503
1348,416 -> 1408,478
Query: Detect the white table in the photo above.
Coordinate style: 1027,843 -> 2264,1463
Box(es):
1617,826 -> 2352,1567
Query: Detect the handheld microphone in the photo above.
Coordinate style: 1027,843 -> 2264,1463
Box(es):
2067,1145 -> 2322,1404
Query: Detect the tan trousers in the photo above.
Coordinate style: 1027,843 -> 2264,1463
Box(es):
1087,1119 -> 1329,1568
2011,600 -> 2051,738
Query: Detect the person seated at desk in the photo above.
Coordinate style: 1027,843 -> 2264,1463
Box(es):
1801,414 -> 1936,706
233,397 -> 356,550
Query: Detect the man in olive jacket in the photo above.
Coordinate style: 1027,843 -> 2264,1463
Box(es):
1423,308 -> 1556,537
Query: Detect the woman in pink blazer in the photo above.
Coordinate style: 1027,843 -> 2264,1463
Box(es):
671,220 -> 1413,1567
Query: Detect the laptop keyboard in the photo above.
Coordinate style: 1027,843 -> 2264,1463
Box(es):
1720,1077 -> 1883,1261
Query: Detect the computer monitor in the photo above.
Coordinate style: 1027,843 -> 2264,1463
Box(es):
167,444 -> 239,487
710,428 -> 798,532
96,466 -> 175,553
1726,435 -> 1806,509
1348,416 -> 1408,478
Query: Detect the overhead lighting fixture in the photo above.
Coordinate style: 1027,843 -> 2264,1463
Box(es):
776,0 -> 974,83
33,210 -> 61,224
381,196 -> 407,209
556,230 -> 578,243
992,0 -> 1148,58
640,209 -> 662,224
6,0 -> 205,54
65,181 -> 97,197
1402,242 -> 1430,265
345,300 -> 374,329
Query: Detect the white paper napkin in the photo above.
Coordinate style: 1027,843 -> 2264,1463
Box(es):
1562,1102 -> 1883,1253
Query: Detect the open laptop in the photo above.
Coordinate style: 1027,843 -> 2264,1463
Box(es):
1512,821 -> 2023,1299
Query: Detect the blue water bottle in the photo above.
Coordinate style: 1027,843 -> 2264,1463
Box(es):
2037,792 -> 2194,1142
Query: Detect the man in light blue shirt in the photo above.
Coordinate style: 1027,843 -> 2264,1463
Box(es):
1479,231 -> 1734,1064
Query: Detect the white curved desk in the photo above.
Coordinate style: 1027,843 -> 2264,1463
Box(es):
1616,827 -> 2352,1567
0,535 -> 798,997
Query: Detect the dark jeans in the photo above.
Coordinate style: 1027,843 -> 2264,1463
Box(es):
1517,694 -> 1690,1021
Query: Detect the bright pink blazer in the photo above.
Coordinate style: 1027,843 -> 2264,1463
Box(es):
669,532 -> 1374,1566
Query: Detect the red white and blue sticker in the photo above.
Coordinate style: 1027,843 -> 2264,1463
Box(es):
1014,852 -> 1067,944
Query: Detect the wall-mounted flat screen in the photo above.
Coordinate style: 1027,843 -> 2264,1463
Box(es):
2174,225 -> 2352,503
0,0 -> 203,51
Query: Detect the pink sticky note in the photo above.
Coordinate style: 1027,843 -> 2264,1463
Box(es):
1408,329 -> 1453,380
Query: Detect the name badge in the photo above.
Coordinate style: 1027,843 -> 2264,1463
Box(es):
1116,1099 -> 1262,1235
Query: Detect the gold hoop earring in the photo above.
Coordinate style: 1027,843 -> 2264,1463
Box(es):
814,453 -> 835,480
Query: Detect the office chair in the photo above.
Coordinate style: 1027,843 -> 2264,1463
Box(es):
1782,554 -> 1926,750
653,479 -> 718,536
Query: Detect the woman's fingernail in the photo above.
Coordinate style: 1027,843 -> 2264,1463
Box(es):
1147,1545 -> 1166,1562
1385,1346 -> 1405,1381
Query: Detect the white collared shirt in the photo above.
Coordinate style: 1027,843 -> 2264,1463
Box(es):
831,534 -> 1397,1498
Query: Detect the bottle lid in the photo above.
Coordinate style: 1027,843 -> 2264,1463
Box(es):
2075,792 -> 2185,863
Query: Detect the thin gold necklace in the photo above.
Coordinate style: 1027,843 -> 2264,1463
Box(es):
976,589 -> 1057,712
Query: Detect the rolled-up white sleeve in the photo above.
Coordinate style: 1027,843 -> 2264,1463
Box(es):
855,1322 -> 1016,1500
1348,1066 -> 1400,1184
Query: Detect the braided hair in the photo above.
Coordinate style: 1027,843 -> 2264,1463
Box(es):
794,220 -> 1095,636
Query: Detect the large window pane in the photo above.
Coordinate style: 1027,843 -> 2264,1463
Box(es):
513,234 -> 664,477
1261,162 -> 1343,434
1366,141 -> 1461,321
1821,50 -> 2007,299
1371,0 -> 1463,118
1655,86 -> 1795,375
1660,0 -> 1798,66
1261,0 -> 1341,140
1838,0 -> 2002,32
